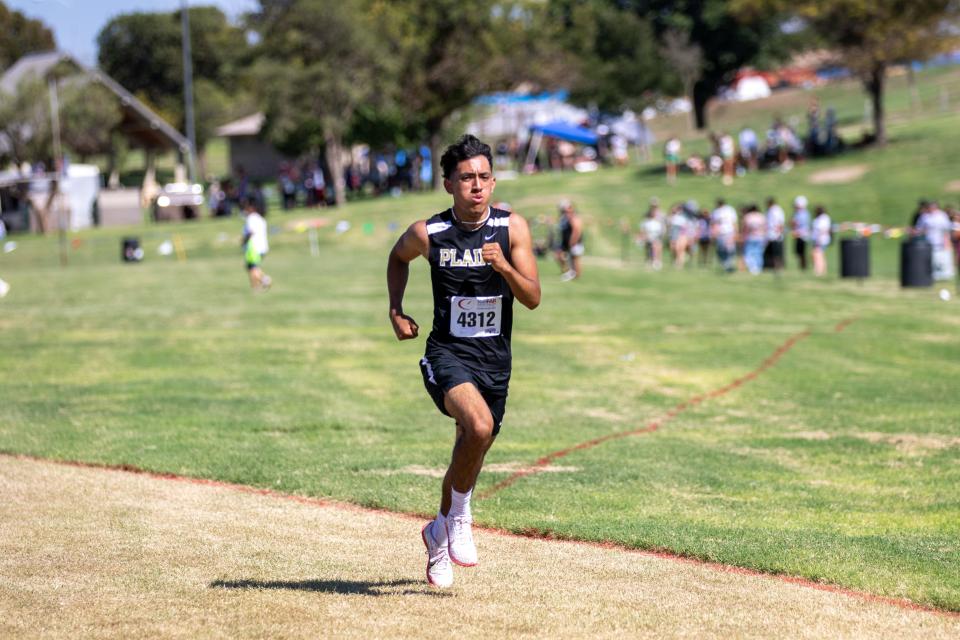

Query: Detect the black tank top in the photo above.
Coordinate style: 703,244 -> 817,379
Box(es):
559,213 -> 582,249
559,214 -> 572,248
425,207 -> 513,371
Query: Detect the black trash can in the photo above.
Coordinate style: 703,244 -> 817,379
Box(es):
122,237 -> 143,263
900,238 -> 932,287
839,236 -> 870,278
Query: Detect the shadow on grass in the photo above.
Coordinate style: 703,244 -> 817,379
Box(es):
210,578 -> 450,597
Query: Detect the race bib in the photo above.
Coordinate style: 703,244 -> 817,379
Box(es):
450,295 -> 502,338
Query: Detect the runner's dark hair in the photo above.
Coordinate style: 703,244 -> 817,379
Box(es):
441,135 -> 493,179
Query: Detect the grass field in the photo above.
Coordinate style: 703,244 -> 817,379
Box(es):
3,72 -> 960,630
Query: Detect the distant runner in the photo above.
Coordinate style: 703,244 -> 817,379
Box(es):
555,200 -> 584,281
386,135 -> 541,588
241,196 -> 271,291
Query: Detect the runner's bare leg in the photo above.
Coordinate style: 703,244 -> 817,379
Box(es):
439,382 -> 496,516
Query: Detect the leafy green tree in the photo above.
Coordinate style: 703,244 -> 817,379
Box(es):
249,0 -> 399,204
389,0 -> 498,187
735,0 -> 960,146
96,7 -> 249,156
0,2 -> 56,70
347,104 -> 425,151
488,2 -> 577,101
59,82 -> 123,161
0,77 -> 50,169
193,77 -> 256,177
618,0 -> 789,129
0,77 -> 58,231
547,0 -> 668,113
96,13 -> 180,112
388,1 -> 553,187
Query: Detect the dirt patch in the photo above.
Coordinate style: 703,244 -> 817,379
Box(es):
945,180 -> 960,193
579,407 -> 629,423
793,431 -> 832,441
808,164 -> 869,185
853,432 -> 960,455
731,446 -> 806,472
2,456 -> 958,639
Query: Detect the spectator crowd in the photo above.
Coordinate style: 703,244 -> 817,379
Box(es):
633,195 -> 960,280
663,102 -> 844,185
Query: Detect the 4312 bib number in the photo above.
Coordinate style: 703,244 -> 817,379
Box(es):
449,296 -> 502,338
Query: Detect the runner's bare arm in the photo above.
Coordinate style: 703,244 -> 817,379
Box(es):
569,214 -> 583,246
481,213 -> 540,310
387,220 -> 429,340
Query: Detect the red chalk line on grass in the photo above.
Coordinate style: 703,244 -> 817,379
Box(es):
478,325 -> 822,500
479,317 -> 858,499
4,449 -> 958,620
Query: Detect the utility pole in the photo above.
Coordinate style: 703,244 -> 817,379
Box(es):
181,0 -> 198,184
48,75 -> 67,266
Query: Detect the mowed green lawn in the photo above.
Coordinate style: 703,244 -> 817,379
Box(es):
3,97 -> 960,611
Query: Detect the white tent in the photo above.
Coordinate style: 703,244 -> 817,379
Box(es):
732,76 -> 772,102
17,164 -> 101,231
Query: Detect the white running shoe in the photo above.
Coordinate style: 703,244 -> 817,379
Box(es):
560,270 -> 577,282
421,522 -> 453,588
446,515 -> 478,567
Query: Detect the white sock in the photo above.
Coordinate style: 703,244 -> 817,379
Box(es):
431,512 -> 447,545
449,488 -> 472,519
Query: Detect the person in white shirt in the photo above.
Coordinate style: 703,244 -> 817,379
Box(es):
950,207 -> 960,274
242,197 -> 272,291
710,198 -> 738,273
764,196 -> 786,272
639,208 -> 664,270
719,132 -> 736,185
664,137 -> 681,184
739,127 -> 758,171
811,205 -> 832,277
916,202 -> 956,280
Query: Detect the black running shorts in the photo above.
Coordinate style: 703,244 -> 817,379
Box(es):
419,350 -> 510,436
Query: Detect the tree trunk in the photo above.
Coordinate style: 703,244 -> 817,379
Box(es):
108,134 -> 127,189
197,147 -> 208,180
867,63 -> 886,146
141,148 -> 158,209
324,132 -> 346,207
684,80 -> 695,132
106,145 -> 118,188
30,178 -> 58,234
692,82 -> 711,130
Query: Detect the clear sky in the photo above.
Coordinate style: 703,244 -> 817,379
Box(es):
6,0 -> 257,65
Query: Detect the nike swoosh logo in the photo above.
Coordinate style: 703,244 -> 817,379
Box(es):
484,233 -> 496,241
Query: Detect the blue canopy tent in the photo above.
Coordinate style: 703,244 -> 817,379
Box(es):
524,121 -> 598,170
530,121 -> 598,145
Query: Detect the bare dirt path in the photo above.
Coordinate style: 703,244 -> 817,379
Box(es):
2,456 -> 957,639
808,164 -> 869,184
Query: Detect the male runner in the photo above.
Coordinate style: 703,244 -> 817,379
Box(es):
241,196 -> 272,291
555,200 -> 584,281
387,135 -> 541,588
